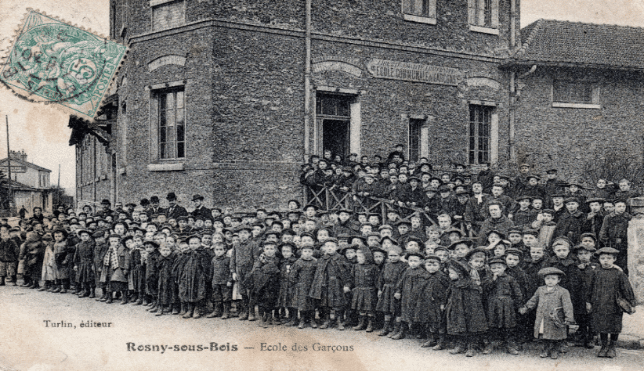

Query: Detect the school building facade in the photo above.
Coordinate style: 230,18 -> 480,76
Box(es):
71,0 -> 522,209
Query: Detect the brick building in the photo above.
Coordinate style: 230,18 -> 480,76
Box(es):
503,20 -> 644,179
71,0 -> 522,210
0,151 -> 53,213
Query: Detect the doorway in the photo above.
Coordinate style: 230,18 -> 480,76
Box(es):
316,93 -> 354,161
322,119 -> 349,160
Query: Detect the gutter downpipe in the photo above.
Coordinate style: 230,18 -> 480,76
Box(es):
509,0 -> 517,163
303,0 -> 311,163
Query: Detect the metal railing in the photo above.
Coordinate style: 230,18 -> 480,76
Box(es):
304,186 -> 438,227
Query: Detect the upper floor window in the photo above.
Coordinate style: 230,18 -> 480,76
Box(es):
468,0 -> 499,34
469,104 -> 493,165
151,0 -> 185,31
158,89 -> 186,159
402,0 -> 437,24
552,80 -> 600,109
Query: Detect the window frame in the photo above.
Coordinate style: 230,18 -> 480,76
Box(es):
401,0 -> 437,25
150,0 -> 186,32
155,87 -> 186,161
551,79 -> 601,109
468,104 -> 493,165
468,0 -> 499,35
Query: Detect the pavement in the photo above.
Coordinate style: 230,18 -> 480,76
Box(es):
620,307 -> 644,349
1,285 -> 643,371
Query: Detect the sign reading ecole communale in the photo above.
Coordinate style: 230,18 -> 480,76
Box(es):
366,59 -> 462,86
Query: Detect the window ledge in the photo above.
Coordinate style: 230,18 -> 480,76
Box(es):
552,102 -> 601,109
403,14 -> 437,25
469,25 -> 499,35
150,0 -> 175,6
148,163 -> 185,172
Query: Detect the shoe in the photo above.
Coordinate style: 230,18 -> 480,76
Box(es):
319,317 -> 330,330
432,335 -> 446,351
238,304 -> 249,321
540,343 -> 550,358
221,304 -> 230,319
379,321 -> 392,336
310,318 -> 317,329
259,314 -> 269,328
193,307 -> 202,319
298,319 -> 306,329
89,289 -> 95,298
465,342 -> 476,357
559,343 -> 568,353
248,309 -> 257,322
172,305 -> 180,315
134,298 -> 143,305
179,303 -> 187,316
482,342 -> 494,355
59,287 -> 67,294
449,343 -> 465,354
388,322 -> 401,338
183,304 -> 194,318
597,344 -> 608,357
155,307 -> 165,316
584,340 -> 595,349
365,318 -> 374,333
106,295 -> 113,304
506,341 -> 519,355
391,324 -> 406,340
121,292 -> 129,305
38,285 -> 48,292
52,286 -> 61,293
606,341 -> 617,358
421,337 -> 437,348
550,349 -> 559,359
353,316 -> 366,331
80,290 -> 90,298
336,320 -> 345,331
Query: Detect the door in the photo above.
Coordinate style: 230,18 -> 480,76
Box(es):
322,119 -> 349,160
316,93 -> 353,160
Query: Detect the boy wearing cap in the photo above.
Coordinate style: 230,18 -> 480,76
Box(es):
392,251 -> 430,340
415,254 -> 450,348
230,226 -> 256,320
0,225 -> 19,286
587,247 -> 636,358
513,195 -> 537,229
464,182 -> 490,234
290,244 -> 318,329
599,200 -> 631,272
574,243 -> 598,349
584,198 -> 605,238
519,267 -> 575,359
376,246 -> 407,336
73,229 -> 95,298
553,197 -> 586,245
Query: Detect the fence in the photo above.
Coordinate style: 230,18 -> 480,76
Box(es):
303,186 -> 438,227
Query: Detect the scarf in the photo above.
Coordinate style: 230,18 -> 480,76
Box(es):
104,245 -> 120,269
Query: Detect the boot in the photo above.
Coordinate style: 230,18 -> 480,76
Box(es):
106,293 -> 113,304
606,340 -> 617,358
11,276 -> 17,286
59,285 -> 67,294
207,304 -> 222,318
238,303 -> 249,321
80,288 -> 90,298
388,321 -> 401,338
52,284 -> 61,293
172,304 -> 180,315
143,296 -> 150,306
269,314 -> 279,326
183,303 -> 194,318
248,305 -> 257,322
432,334 -> 446,351
449,341 -> 465,354
149,304 -> 159,313
259,313 -> 269,328
309,316 -> 318,329
506,340 -> 519,355
146,301 -> 158,311
129,293 -> 138,305
540,342 -> 551,358
353,316 -> 366,331
193,304 -> 203,319
550,342 -> 560,359
179,303 -> 188,316
319,315 -> 331,329
155,306 -> 166,316
391,323 -> 407,340
89,288 -> 95,298
597,338 -> 609,357
465,341 -> 476,357
98,290 -> 108,301
336,318 -> 345,331
134,296 -> 143,305
379,320 -> 392,336
422,334 -> 437,348
221,303 -> 230,319
298,318 -> 306,329
120,291 -> 129,304
365,318 -> 374,333
38,282 -> 49,291
31,281 -> 39,289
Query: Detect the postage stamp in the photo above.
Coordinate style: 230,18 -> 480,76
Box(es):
0,9 -> 127,120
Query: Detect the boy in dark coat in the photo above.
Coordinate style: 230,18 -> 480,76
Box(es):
144,240 -> 160,309
309,238 -> 352,330
349,246 -> 380,332
599,200 -> 631,272
587,247 -> 636,358
445,260 -> 489,357
391,251 -> 430,340
103,234 -> 131,304
154,244 -> 176,316
415,255 -> 450,349
574,243 -> 599,349
21,231 -> 45,289
92,230 -> 109,301
553,198 -> 586,245
482,257 -> 523,355
0,224 -> 19,286
172,242 -> 189,315
245,241 -> 281,327
277,243 -> 298,325
73,230 -> 95,298
376,245 -> 407,336
290,245 -> 318,329
230,226 -> 255,320
179,235 -> 211,318
206,243 -> 233,319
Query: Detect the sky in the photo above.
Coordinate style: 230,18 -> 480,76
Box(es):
0,0 -> 643,197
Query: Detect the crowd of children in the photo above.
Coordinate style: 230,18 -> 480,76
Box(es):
0,149 -> 639,360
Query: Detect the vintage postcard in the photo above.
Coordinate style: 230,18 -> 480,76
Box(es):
0,0 -> 642,371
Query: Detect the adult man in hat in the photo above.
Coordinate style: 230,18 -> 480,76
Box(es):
165,192 -> 188,220
146,196 -> 165,218
190,194 -> 211,220
95,199 -> 113,219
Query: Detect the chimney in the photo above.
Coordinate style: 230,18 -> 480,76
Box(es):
20,150 -> 27,162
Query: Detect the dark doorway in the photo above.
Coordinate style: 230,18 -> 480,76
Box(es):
323,119 -> 349,160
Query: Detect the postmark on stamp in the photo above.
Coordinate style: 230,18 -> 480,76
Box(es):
0,9 -> 127,120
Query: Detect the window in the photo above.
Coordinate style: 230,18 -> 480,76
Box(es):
469,105 -> 492,165
151,0 -> 185,31
468,0 -> 499,33
402,0 -> 437,24
316,93 -> 352,159
158,89 -> 185,159
552,80 -> 600,108
408,119 -> 423,162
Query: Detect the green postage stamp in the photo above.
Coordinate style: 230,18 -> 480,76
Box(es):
0,9 -> 127,120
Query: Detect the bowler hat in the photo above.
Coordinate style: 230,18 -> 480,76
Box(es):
166,192 -> 177,201
192,194 -> 204,201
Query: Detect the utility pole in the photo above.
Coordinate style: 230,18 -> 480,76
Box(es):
5,115 -> 13,215
57,163 -> 61,207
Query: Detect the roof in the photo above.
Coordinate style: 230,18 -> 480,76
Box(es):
0,157 -> 51,172
505,19 -> 644,71
6,179 -> 38,191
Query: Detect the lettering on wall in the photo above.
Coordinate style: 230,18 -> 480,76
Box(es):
148,55 -> 187,72
366,59 -> 462,86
